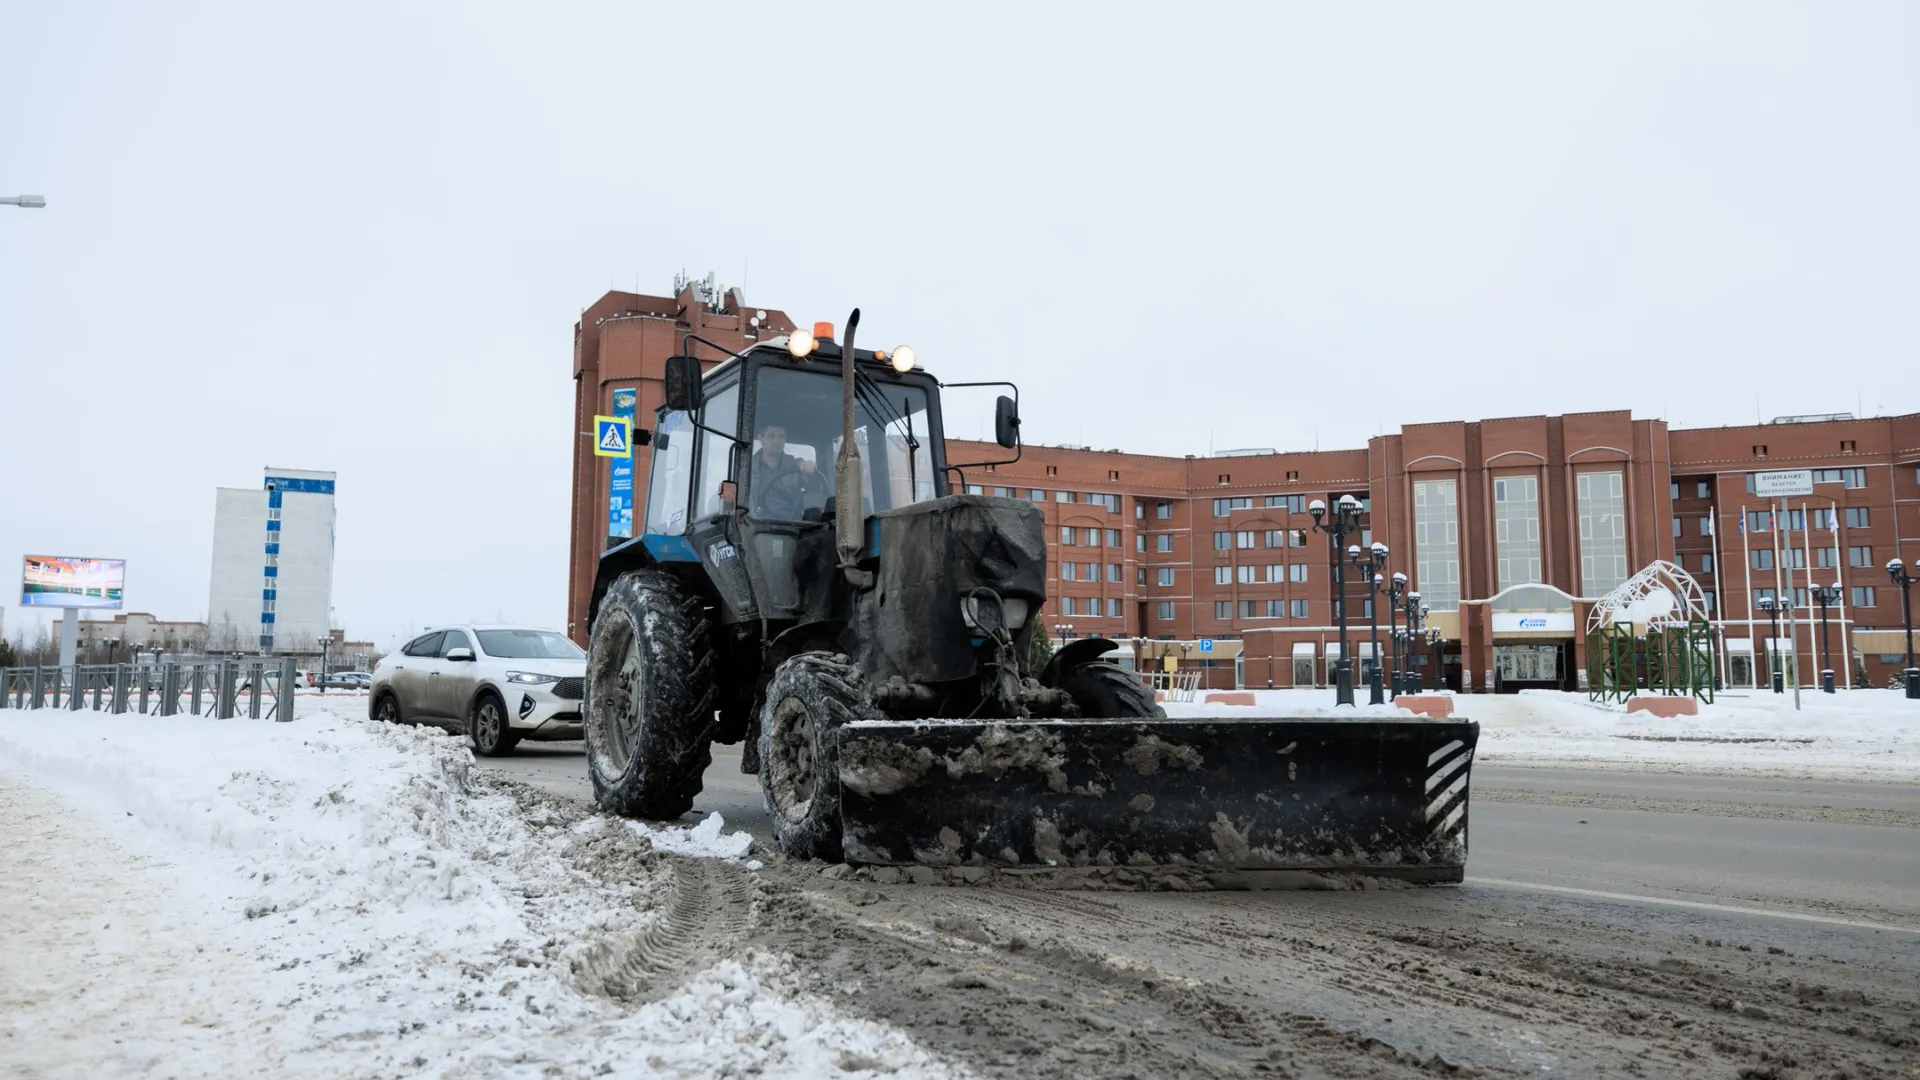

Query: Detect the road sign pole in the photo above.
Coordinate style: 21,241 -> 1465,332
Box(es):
1780,494 -> 1800,711
58,606 -> 79,669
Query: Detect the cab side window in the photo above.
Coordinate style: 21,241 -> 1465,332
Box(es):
403,632 -> 445,658
440,630 -> 473,657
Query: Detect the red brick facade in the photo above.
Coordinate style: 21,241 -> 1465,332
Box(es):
567,289 -> 1920,693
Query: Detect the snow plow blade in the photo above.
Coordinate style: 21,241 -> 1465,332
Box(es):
834,717 -> 1477,882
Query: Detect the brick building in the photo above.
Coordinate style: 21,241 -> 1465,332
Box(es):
565,286 -> 1920,692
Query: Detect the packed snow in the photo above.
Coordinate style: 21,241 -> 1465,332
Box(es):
1157,686 -> 1920,781
0,703 -> 963,1079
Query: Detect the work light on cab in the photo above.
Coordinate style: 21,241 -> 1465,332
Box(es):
889,345 -> 916,373
787,328 -> 816,358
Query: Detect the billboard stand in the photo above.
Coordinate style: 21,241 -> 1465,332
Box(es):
58,606 -> 79,669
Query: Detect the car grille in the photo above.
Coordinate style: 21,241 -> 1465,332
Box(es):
553,677 -> 584,701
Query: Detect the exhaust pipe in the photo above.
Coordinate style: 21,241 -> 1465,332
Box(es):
834,308 -> 868,586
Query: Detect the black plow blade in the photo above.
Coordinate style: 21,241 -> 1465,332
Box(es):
835,717 -> 1478,883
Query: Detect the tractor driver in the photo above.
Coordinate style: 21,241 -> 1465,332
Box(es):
749,423 -> 825,520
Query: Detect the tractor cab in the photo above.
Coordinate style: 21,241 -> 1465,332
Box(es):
630,325 -> 1019,631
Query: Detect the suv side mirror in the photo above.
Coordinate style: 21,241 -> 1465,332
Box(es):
994,395 -> 1021,449
445,647 -> 475,662
664,355 -> 704,411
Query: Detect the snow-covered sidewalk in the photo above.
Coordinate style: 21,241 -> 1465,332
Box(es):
0,705 -> 963,1079
1166,686 -> 1918,782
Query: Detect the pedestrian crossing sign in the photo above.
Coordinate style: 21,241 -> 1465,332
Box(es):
593,415 -> 632,458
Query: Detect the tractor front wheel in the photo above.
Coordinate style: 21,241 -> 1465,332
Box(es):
758,653 -> 870,861
585,569 -> 717,820
1059,661 -> 1165,719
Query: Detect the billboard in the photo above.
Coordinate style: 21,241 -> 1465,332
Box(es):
21,555 -> 126,609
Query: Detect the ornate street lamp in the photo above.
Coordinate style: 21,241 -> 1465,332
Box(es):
1757,597 -> 1783,693
1309,495 -> 1366,705
1351,542 -> 1391,704
1811,583 -> 1842,694
1385,571 -> 1408,697
1889,559 -> 1917,699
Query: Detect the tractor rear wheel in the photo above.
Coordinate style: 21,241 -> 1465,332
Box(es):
758,652 -> 870,861
1059,661 -> 1165,719
585,569 -> 717,820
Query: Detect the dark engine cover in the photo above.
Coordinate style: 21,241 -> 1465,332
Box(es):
853,495 -> 1047,686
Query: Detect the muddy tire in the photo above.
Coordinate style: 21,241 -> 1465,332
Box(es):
1059,661 -> 1165,719
585,569 -> 717,820
758,652 -> 871,861
469,690 -> 519,757
372,691 -> 402,724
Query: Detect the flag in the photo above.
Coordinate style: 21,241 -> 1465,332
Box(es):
1737,514 -> 1745,535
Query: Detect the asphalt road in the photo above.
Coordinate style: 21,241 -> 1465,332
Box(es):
485,742 -> 1920,936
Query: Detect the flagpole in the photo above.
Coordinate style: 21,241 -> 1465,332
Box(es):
1833,498 -> 1851,690
1741,503 -> 1755,688
1779,496 -> 1800,710
1709,504 -> 1728,689
1773,503 -> 1785,692
1802,500 -> 1816,689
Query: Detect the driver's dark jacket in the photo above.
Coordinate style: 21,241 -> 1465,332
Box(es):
750,451 -> 825,519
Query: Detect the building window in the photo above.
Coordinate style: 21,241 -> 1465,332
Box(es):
1108,470 -> 1120,482
992,486 -> 1013,498
1815,546 -> 1837,569
1289,529 -> 1307,548
1061,563 -> 1077,581
1747,511 -> 1772,533
1843,468 -> 1865,489
1265,564 -> 1283,583
1291,599 -> 1310,619
1267,599 -> 1285,618
965,484 -> 984,495
1157,568 -> 1175,587
1849,546 -> 1873,567
1813,469 -> 1842,484
1091,493 -> 1121,512
1056,490 -> 1076,503
1791,586 -> 1808,608
1217,474 -> 1231,485
1136,501 -> 1145,519
1809,507 -> 1833,531
1213,531 -> 1231,550
1752,445 -> 1768,457
1214,600 -> 1232,620
1157,534 -> 1173,553
1701,553 -> 1714,573
1212,497 -> 1250,516
1699,516 -> 1712,535
1751,549 -> 1774,570
1237,565 -> 1255,584
1061,527 -> 1076,545
1754,588 -> 1776,607
1362,598 -> 1373,620
1846,507 -> 1871,529
1415,478 -> 1462,610
1672,518 -> 1682,538
1105,528 -> 1121,546
1240,600 -> 1258,618
1045,465 -> 1059,477
1236,530 -> 1255,549
1265,530 -> 1286,547
1106,597 -> 1121,618
1696,481 -> 1709,498
1136,534 -> 1146,554
1156,501 -> 1173,519
1703,591 -> 1716,613
1785,547 -> 1806,569
1264,494 -> 1307,513
1841,440 -> 1857,454
1156,602 -> 1174,621
1136,567 -> 1146,586
1669,482 -> 1679,500
1576,471 -> 1628,598
1083,562 -> 1100,580
1026,489 -> 1045,502
1289,564 -> 1308,583
1851,586 -> 1877,608
1782,509 -> 1805,531
1214,566 -> 1231,585
1107,563 -> 1122,582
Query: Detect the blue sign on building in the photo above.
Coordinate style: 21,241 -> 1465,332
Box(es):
607,387 -> 638,538
1199,638 -> 1214,653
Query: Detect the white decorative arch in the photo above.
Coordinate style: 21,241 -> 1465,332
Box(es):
1586,560 -> 1711,636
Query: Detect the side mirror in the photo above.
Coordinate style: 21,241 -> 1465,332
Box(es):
994,395 -> 1021,449
631,428 -> 652,447
664,355 -> 704,411
445,647 -> 474,662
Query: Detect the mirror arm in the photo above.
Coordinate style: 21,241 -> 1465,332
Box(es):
939,379 -> 1025,469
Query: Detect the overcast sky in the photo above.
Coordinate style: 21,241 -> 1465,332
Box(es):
3,2 -> 1916,648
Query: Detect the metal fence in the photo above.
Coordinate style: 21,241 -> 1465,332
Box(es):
1145,671 -> 1203,703
0,658 -> 300,721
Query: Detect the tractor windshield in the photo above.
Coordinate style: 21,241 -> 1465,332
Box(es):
749,366 -> 937,522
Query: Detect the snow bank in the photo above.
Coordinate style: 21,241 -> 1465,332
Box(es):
0,705 -> 962,1078
1471,689 -> 1920,781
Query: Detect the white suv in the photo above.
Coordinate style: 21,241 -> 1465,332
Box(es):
370,625 -> 586,756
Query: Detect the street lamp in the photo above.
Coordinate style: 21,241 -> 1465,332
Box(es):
1402,591 -> 1426,691
1426,624 -> 1442,688
1385,571 -> 1408,698
1757,597 -> 1784,693
1811,582 -> 1842,694
1889,558 -> 1918,699
1,195 -> 46,208
1309,495 -> 1366,705
1351,541 -> 1390,704
1052,622 -> 1074,645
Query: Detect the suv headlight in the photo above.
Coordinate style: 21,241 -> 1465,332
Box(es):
506,671 -> 560,684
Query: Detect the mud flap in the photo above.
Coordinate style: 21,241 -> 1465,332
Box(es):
834,718 -> 1477,882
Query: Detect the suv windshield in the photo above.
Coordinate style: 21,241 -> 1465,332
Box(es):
477,629 -> 585,660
